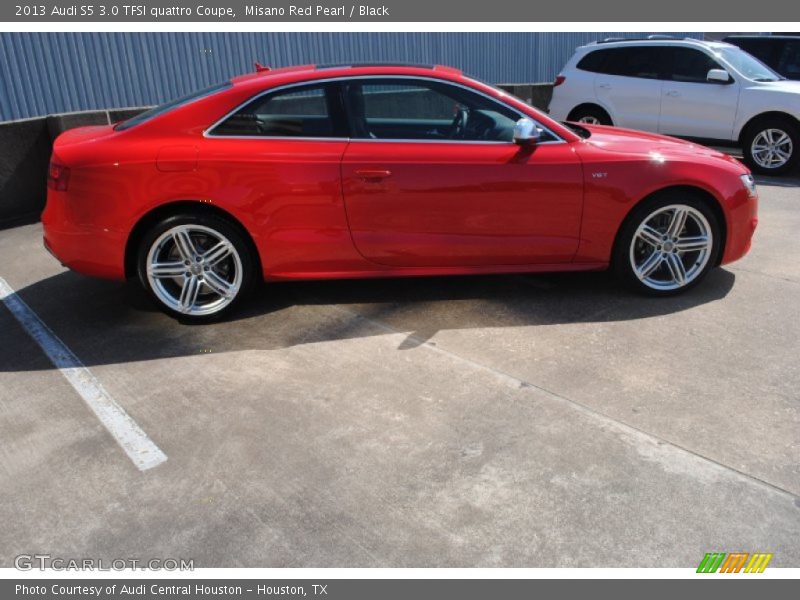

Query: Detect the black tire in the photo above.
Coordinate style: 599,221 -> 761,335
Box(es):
568,105 -> 613,126
136,212 -> 257,322
612,191 -> 721,297
741,116 -> 799,176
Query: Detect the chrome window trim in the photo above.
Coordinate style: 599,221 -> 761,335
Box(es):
203,75 -> 565,144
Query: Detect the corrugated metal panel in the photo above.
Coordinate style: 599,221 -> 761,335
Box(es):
0,32 -> 701,121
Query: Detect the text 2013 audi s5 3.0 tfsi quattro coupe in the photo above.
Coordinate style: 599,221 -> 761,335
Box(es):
43,63 -> 758,322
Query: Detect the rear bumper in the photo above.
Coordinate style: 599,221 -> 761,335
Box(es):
42,190 -> 127,281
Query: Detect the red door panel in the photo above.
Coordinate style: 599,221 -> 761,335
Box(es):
341,140 -> 584,267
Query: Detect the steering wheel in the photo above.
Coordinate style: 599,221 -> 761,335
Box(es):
449,107 -> 469,139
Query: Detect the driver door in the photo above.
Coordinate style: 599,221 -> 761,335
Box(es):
340,78 -> 584,267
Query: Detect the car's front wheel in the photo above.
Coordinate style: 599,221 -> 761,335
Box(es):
613,193 -> 721,296
137,213 -> 257,321
742,117 -> 799,175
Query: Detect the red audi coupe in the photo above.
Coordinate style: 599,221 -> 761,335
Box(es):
43,63 -> 758,321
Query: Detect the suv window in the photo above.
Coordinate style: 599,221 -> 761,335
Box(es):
664,48 -> 724,83
210,83 -> 343,137
577,47 -> 662,79
779,40 -> 800,78
345,78 -> 534,142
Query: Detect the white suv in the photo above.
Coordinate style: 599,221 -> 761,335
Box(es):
549,37 -> 800,174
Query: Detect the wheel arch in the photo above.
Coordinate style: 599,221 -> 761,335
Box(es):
124,200 -> 262,279
567,103 -> 613,124
737,110 -> 800,143
613,185 -> 728,267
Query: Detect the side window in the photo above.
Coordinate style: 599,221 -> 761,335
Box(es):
665,48 -> 724,83
600,47 -> 661,79
576,50 -> 609,73
779,41 -> 800,78
346,79 -> 532,142
210,84 -> 340,137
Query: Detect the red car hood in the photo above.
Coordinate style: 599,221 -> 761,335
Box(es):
578,124 -> 737,162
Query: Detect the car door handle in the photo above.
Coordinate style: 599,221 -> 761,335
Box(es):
597,83 -> 611,89
665,90 -> 681,97
355,169 -> 392,181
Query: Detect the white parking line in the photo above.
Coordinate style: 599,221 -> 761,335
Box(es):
0,277 -> 167,471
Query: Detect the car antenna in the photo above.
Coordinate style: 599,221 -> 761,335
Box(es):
254,61 -> 272,73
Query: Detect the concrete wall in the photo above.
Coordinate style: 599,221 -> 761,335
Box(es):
0,85 -> 552,229
0,108 -> 150,229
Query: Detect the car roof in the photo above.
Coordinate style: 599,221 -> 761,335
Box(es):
229,62 -> 462,86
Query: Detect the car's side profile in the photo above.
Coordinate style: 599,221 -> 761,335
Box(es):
43,63 -> 758,321
548,38 -> 800,175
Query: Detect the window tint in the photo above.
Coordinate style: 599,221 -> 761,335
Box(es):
779,40 -> 800,78
577,47 -> 662,78
115,82 -> 231,131
346,79 -> 530,142
665,48 -> 724,83
211,84 -> 340,137
576,50 -> 608,73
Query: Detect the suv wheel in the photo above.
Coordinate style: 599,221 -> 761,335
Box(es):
568,105 -> 612,126
742,117 -> 799,175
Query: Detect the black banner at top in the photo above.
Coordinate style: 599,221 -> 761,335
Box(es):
3,0 -> 800,22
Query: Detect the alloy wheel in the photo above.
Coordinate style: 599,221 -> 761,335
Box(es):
578,115 -> 602,125
145,224 -> 243,316
628,204 -> 713,291
750,128 -> 793,170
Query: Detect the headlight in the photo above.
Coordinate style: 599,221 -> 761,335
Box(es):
740,173 -> 757,198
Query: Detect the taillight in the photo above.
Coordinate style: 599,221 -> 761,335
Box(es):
47,160 -> 70,191
554,75 -> 566,86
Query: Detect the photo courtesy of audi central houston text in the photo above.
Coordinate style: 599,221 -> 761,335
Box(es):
0,30 -> 798,578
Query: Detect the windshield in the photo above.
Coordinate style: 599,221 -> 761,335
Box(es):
715,47 -> 783,82
115,82 -> 232,131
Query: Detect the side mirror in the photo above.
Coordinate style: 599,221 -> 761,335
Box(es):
513,118 -> 542,146
707,68 -> 731,83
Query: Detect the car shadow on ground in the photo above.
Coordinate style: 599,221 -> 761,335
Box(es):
1,267 -> 736,372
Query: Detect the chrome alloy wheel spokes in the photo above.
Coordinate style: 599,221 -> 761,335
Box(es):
751,128 -> 793,169
146,225 -> 242,316
629,205 -> 713,291
578,115 -> 602,125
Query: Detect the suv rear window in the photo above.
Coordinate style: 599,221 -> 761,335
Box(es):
576,47 -> 662,79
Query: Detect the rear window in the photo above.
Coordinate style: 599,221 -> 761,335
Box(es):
115,82 -> 232,131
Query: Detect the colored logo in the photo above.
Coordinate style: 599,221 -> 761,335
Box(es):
697,552 -> 773,573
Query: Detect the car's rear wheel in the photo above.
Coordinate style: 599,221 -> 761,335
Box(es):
568,105 -> 613,126
137,213 -> 256,322
613,193 -> 721,296
742,117 -> 799,175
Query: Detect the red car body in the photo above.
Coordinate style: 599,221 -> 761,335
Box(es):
43,64 -> 758,285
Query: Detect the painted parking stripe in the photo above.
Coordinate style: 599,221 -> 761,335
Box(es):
0,277 -> 167,471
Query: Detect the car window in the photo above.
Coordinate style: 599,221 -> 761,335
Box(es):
664,47 -> 726,83
779,40 -> 800,78
210,84 -> 342,137
716,46 -> 781,81
115,82 -> 231,131
345,79 -> 534,142
583,47 -> 662,79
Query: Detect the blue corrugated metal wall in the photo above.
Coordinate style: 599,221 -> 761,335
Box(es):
0,32 -> 701,121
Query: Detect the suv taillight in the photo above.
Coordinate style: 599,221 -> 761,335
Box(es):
554,75 -> 566,86
47,160 -> 70,191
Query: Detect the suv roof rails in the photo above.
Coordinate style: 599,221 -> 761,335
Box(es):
596,35 -> 696,44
